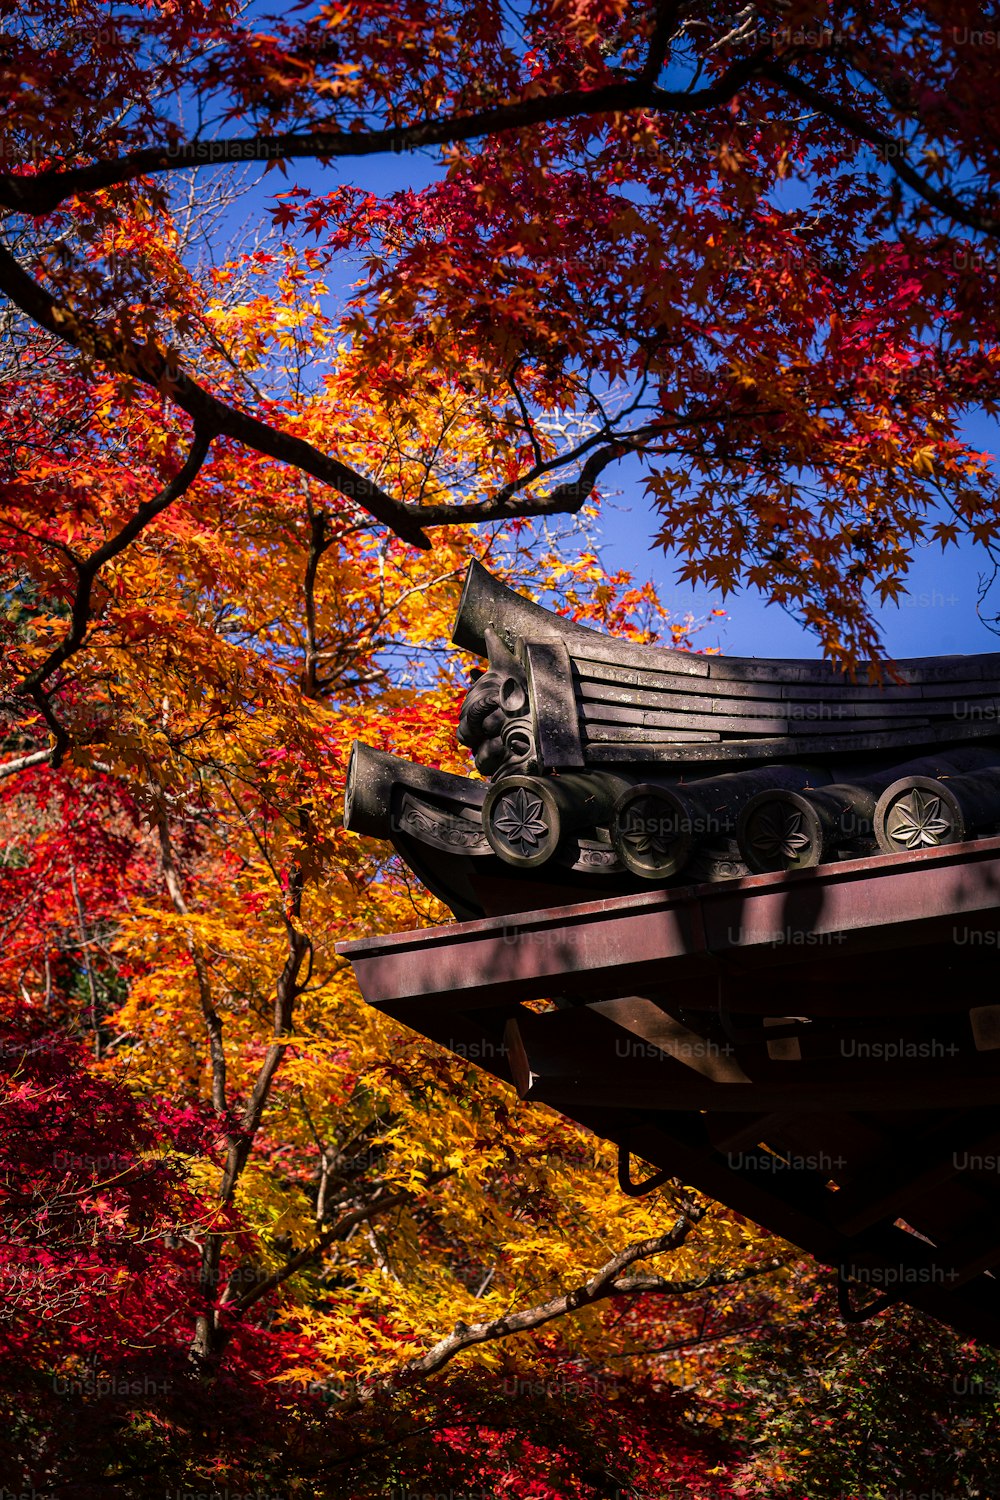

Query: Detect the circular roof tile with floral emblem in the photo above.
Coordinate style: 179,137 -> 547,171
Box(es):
611,785 -> 697,879
482,775 -> 562,868
738,791 -> 827,873
875,776 -> 964,855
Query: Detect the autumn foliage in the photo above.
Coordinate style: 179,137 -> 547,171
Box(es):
3,1 -> 1000,1495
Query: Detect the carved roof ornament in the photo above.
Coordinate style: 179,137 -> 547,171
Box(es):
882,786 -> 953,850
742,803 -> 813,867
345,561 -> 1000,920
486,783 -> 552,863
457,626 -> 537,778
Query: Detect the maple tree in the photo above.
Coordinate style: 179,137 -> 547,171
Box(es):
0,490 -> 783,1495
4,3 -> 1000,1496
718,1273 -> 1000,1495
2,1 -> 1000,666
0,237 -> 780,1489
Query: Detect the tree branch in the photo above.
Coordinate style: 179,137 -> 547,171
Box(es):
228,1180 -> 444,1316
191,856 -> 312,1360
609,1256 -> 788,1296
0,52 -> 777,218
0,241 -> 653,541
68,862 -> 102,1059
413,432 -> 651,527
764,62 -> 1000,238
0,242 -> 429,548
360,1203 -> 708,1395
301,504 -> 329,700
638,1 -> 684,86
0,747 -> 53,780
218,888 -> 311,1203
155,813 -> 228,1115
14,428 -> 213,706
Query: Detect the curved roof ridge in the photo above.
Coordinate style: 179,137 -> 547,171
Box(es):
453,560 -> 1000,686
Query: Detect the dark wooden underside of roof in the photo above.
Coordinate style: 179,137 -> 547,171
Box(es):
339,838 -> 1000,1345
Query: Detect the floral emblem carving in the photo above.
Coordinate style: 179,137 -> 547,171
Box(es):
748,807 -> 812,863
885,788 -> 952,849
620,800 -> 676,859
491,787 -> 549,856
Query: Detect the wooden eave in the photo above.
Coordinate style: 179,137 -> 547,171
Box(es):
338,836 -> 1000,1343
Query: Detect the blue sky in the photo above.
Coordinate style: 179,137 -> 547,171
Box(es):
593,431 -> 1000,660
235,142 -> 1000,664
603,506 -> 1000,659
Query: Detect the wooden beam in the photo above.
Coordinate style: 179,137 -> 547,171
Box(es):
626,1118 -> 1000,1345
503,1009 -> 1000,1113
340,833 -> 1000,1016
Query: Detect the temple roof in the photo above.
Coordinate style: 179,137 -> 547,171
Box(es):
344,562 -> 1000,919
339,561 -> 1000,1342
